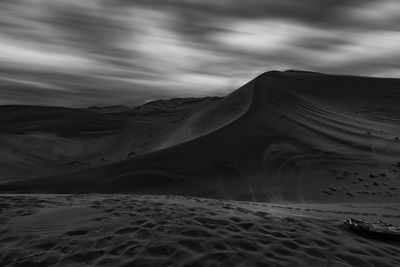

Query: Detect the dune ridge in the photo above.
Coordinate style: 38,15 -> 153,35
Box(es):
156,79 -> 254,149
1,71 -> 400,202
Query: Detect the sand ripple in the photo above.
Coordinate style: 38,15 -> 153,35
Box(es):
1,194 -> 399,266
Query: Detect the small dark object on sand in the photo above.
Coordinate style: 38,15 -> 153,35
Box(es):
344,218 -> 400,240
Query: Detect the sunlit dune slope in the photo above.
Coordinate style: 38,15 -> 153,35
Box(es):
1,71 -> 400,202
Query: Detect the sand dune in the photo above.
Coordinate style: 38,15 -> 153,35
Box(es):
0,98 -> 219,180
0,194 -> 399,266
1,71 -> 400,202
1,71 -> 400,267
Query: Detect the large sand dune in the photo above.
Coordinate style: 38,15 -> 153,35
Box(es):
1,71 -> 400,267
1,71 -> 400,202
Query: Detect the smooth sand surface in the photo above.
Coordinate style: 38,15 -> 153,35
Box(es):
1,194 -> 399,267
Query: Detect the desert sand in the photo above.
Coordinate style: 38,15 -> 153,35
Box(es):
1,194 -> 399,266
0,97 -> 219,181
1,70 -> 400,266
1,71 -> 399,202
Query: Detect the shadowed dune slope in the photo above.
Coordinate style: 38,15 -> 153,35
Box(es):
1,71 -> 400,202
0,105 -> 129,138
0,98 -> 220,180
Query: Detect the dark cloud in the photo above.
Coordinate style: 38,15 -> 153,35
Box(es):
46,3 -> 130,65
130,0 -> 379,29
0,0 -> 399,107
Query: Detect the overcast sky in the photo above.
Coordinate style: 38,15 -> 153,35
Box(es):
1,0 -> 400,107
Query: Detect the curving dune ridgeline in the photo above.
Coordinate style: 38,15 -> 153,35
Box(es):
1,71 -> 400,202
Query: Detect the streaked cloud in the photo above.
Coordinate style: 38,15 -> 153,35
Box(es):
0,36 -> 94,70
0,0 -> 399,106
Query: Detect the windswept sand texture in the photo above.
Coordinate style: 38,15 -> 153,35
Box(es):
0,194 -> 399,267
1,71 -> 399,202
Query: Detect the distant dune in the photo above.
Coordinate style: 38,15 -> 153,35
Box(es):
1,71 -> 400,202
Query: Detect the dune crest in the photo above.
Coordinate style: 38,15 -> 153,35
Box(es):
1,71 -> 400,203
156,80 -> 254,150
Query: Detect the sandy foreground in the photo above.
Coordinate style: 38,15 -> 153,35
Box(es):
0,194 -> 399,267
